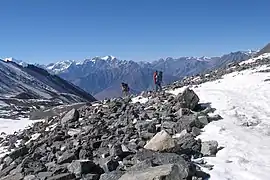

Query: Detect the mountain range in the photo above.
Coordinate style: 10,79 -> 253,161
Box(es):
37,50 -> 255,100
3,45 -> 265,101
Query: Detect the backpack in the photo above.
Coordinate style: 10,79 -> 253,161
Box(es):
122,83 -> 129,91
157,71 -> 163,82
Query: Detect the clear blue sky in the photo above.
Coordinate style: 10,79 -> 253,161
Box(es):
1,0 -> 270,64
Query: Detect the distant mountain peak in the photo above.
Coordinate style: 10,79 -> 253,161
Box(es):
3,57 -> 16,62
46,60 -> 76,73
2,57 -> 28,67
185,56 -> 211,61
83,55 -> 117,64
101,55 -> 116,61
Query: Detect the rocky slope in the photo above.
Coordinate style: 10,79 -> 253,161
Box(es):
0,87 -> 221,180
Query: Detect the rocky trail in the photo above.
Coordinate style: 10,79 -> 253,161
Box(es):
0,87 -> 222,180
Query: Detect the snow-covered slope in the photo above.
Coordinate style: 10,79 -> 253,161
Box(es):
240,53 -> 270,65
169,56 -> 270,179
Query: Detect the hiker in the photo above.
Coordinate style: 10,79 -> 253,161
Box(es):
157,71 -> 163,92
121,82 -> 130,97
153,70 -> 158,85
153,70 -> 163,92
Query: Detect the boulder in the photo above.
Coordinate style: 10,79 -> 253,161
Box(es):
175,88 -> 199,110
23,175 -> 36,180
201,141 -> 218,156
30,103 -> 86,120
175,114 -> 196,133
61,109 -> 79,125
195,116 -> 208,128
208,114 -> 223,122
0,173 -> 24,180
191,127 -> 202,136
67,160 -> 103,177
21,157 -> 47,174
174,133 -> 201,157
81,174 -> 100,180
9,146 -> 29,160
110,144 -> 124,158
144,130 -> 175,151
99,171 -> 124,180
134,150 -> 189,178
100,158 -> 119,173
119,164 -> 183,180
128,159 -> 153,172
57,151 -> 76,164
37,172 -> 53,180
47,173 -> 75,180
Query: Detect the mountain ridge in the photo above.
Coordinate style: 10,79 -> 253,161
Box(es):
2,49 -> 260,100
0,59 -> 96,104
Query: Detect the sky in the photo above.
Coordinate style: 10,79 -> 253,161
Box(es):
1,0 -> 270,64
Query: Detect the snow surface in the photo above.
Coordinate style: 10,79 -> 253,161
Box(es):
0,118 -> 44,158
131,96 -> 149,104
169,65 -> 270,180
240,53 -> 270,65
0,118 -> 41,136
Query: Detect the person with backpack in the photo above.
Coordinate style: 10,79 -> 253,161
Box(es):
121,82 -> 130,97
157,71 -> 163,92
153,70 -> 163,92
153,70 -> 158,85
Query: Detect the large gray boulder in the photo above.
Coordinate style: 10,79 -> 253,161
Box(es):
99,171 -> 124,180
144,130 -> 175,151
67,160 -> 99,177
195,115 -> 209,128
119,164 -> 184,180
61,109 -> 79,125
175,88 -> 199,110
29,102 -> 86,120
134,150 -> 190,178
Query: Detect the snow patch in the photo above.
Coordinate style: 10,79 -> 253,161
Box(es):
167,86 -> 187,96
101,55 -> 116,61
0,118 -> 44,157
0,118 -> 43,136
240,53 -> 270,65
131,96 -> 149,104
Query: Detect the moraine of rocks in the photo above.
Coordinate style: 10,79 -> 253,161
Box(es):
0,87 -> 222,180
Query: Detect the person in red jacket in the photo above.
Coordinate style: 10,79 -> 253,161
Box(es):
153,70 -> 158,85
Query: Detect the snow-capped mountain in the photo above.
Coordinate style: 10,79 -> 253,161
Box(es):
40,51 -> 254,100
0,59 -> 96,104
46,60 -> 77,74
